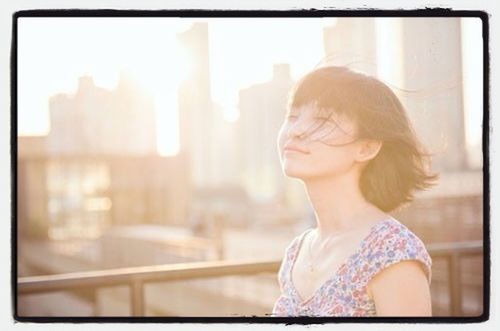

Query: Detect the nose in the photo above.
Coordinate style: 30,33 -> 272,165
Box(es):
286,117 -> 310,140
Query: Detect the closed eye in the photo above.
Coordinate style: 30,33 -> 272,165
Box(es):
314,116 -> 338,125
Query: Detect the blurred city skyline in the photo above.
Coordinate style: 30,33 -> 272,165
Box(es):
17,17 -> 328,156
18,17 -> 482,159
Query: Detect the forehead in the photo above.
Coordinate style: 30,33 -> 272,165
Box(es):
289,102 -> 347,119
288,103 -> 358,133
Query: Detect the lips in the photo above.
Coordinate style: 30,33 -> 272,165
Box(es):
283,144 -> 310,154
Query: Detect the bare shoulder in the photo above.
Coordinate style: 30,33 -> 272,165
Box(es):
368,260 -> 428,295
367,260 -> 432,316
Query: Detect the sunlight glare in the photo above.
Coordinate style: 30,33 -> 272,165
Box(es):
222,107 -> 240,123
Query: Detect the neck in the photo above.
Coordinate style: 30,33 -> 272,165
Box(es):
303,171 -> 387,242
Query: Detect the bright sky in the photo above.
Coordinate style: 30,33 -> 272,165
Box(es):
18,17 -> 482,156
17,17 -> 327,156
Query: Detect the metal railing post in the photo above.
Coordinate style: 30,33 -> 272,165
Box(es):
130,280 -> 144,316
448,252 -> 462,316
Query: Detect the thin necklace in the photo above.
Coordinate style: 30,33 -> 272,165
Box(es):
306,228 -> 357,273
306,219 -> 389,272
306,230 -> 338,273
307,233 -> 317,273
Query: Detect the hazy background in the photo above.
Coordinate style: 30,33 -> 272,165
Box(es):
17,17 -> 483,317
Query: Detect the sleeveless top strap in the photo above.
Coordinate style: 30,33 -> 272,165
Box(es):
357,221 -> 433,287
277,228 -> 313,293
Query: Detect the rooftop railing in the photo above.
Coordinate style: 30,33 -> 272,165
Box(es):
17,240 -> 483,317
427,240 -> 484,316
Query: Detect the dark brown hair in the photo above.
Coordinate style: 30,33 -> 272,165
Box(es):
288,66 -> 438,212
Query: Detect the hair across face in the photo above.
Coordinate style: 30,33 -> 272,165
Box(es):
278,102 -> 364,182
285,104 -> 358,147
283,66 -> 438,212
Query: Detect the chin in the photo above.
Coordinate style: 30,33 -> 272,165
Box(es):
282,163 -> 311,180
283,170 -> 303,179
282,161 -> 343,182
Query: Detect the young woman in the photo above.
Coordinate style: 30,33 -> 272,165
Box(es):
272,66 -> 438,317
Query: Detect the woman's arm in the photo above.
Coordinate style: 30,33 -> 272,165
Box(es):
367,260 -> 432,316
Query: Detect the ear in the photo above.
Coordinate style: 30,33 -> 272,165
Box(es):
354,139 -> 383,163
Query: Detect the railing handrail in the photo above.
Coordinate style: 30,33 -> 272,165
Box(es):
18,241 -> 484,294
18,240 -> 483,293
17,240 -> 484,316
426,240 -> 483,257
18,258 -> 281,295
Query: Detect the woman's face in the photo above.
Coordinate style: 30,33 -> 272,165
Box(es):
277,103 -> 361,180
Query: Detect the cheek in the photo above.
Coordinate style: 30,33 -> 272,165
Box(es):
330,149 -> 357,170
307,147 -> 357,175
276,124 -> 287,154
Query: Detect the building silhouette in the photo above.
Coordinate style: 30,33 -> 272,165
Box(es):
322,18 -> 378,76
48,74 -> 157,156
398,18 -> 468,172
177,22 -> 216,189
18,71 -> 191,240
238,63 -> 294,203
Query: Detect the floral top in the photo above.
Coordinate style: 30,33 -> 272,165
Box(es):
272,218 -> 432,317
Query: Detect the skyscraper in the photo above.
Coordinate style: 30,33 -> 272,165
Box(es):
322,18 -> 378,76
47,74 -> 157,155
177,22 -> 215,188
238,63 -> 294,202
398,18 -> 467,171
